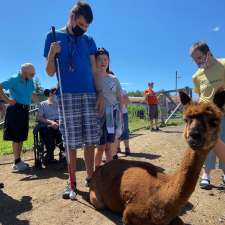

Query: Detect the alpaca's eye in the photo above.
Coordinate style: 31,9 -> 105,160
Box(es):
209,119 -> 218,127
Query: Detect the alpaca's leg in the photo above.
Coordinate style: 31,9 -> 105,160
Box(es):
168,217 -> 184,225
89,189 -> 105,210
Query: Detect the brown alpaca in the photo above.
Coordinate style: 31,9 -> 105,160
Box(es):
90,90 -> 225,225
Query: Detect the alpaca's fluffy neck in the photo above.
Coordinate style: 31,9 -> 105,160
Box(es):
160,147 -> 208,217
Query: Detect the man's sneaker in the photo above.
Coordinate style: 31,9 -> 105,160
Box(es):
85,178 -> 91,187
12,160 -> 29,171
0,183 -> 4,189
125,148 -> 131,156
199,178 -> 212,190
62,182 -> 77,199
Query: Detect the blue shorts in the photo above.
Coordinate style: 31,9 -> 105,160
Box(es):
119,113 -> 129,140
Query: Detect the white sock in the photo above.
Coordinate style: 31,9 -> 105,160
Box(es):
201,173 -> 210,181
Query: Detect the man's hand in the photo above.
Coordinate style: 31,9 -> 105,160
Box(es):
8,99 -> 16,105
96,94 -> 104,116
49,41 -> 61,58
49,120 -> 59,130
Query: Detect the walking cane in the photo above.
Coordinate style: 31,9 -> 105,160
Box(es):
51,26 -> 76,200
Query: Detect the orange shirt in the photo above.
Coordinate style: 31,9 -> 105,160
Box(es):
144,89 -> 158,105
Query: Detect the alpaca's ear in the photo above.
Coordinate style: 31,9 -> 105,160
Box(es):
213,88 -> 225,109
179,91 -> 191,106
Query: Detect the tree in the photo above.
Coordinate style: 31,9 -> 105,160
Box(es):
128,90 -> 143,97
34,78 -> 46,102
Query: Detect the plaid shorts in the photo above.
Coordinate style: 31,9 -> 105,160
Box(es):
58,93 -> 100,149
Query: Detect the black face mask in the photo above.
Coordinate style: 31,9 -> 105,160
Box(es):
72,25 -> 85,36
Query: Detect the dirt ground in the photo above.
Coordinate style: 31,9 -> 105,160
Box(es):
0,125 -> 225,225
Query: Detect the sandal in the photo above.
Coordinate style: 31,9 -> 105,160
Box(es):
199,178 -> 212,190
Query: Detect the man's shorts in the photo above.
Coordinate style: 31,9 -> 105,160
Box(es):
58,93 -> 100,149
3,104 -> 29,142
148,104 -> 158,120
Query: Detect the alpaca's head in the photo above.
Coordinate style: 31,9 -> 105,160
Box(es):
179,89 -> 225,152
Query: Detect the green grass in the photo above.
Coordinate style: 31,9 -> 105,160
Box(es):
0,114 -> 184,156
0,129 -> 34,156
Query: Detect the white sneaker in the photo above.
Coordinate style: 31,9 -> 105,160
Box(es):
222,175 -> 225,184
12,160 -> 29,171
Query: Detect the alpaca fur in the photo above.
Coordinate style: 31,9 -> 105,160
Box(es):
90,90 -> 225,225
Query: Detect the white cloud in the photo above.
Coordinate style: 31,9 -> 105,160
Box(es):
121,82 -> 133,86
212,26 -> 220,32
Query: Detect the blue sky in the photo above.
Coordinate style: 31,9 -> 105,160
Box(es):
0,0 -> 225,93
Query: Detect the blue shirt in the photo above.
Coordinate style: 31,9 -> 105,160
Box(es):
44,29 -> 97,93
1,73 -> 34,105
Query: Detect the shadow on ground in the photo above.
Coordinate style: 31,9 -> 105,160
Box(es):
161,130 -> 183,134
126,152 -> 161,160
77,189 -> 123,225
18,157 -> 86,182
0,189 -> 32,225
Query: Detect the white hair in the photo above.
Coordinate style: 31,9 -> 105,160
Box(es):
20,63 -> 35,72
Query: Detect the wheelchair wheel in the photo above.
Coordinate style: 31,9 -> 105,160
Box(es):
35,159 -> 42,170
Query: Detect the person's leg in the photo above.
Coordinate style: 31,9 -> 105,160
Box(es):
68,149 -> 76,181
111,139 -> 119,159
95,145 -> 105,168
149,119 -> 153,130
84,145 -> 95,180
40,127 -> 55,162
117,140 -> 121,153
12,141 -> 22,161
62,148 -> 77,199
154,105 -> 159,130
105,143 -> 112,162
200,151 -> 216,189
154,118 -> 159,129
12,141 -> 29,171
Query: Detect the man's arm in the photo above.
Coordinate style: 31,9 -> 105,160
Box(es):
45,42 -> 61,76
37,108 -> 58,129
0,85 -> 16,105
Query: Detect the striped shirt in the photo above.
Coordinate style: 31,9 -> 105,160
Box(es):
38,100 -> 59,121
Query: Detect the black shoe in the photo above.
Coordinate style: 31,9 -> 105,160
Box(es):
199,178 -> 212,190
125,148 -> 131,156
113,154 -> 119,160
85,178 -> 91,187
59,152 -> 67,163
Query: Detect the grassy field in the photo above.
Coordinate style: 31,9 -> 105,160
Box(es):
0,114 -> 183,156
0,129 -> 34,156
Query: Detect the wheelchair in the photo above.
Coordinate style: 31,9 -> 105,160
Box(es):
33,123 -> 66,169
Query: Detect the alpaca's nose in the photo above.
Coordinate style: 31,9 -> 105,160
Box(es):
189,130 -> 201,140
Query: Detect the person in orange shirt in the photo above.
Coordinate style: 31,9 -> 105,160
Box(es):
144,82 -> 159,131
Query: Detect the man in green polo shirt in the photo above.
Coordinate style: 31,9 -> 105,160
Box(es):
0,63 -> 37,171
